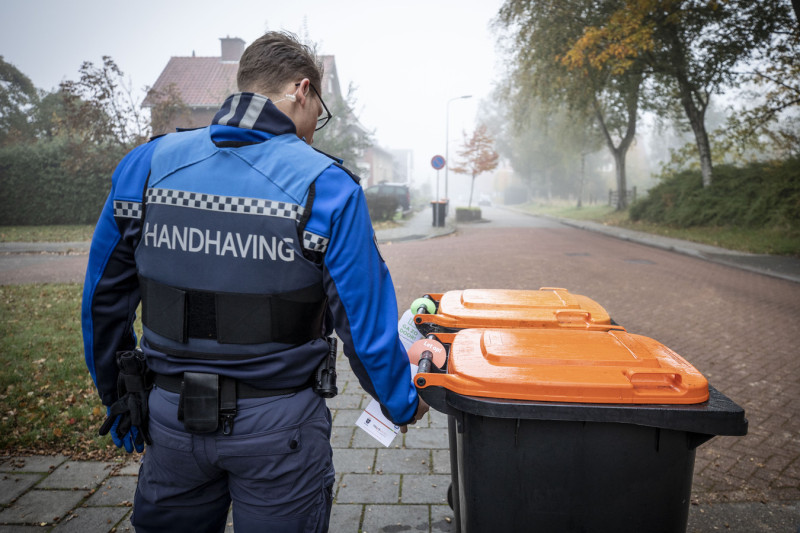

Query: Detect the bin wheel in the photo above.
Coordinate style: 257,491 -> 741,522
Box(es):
447,483 -> 453,510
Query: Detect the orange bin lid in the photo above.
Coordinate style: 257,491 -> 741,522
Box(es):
417,328 -> 709,404
416,288 -> 617,331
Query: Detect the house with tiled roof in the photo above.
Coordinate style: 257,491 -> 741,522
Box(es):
143,37 -> 244,134
144,37 -> 354,137
144,37 -> 391,186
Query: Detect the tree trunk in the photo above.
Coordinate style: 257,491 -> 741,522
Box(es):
468,174 -> 476,207
593,80 -> 639,211
667,29 -> 714,187
676,78 -> 713,187
613,150 -> 627,209
577,153 -> 585,209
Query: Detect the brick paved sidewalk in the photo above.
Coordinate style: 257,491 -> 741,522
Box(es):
0,358 -> 456,532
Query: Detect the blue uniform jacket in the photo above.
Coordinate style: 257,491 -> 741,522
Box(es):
81,93 -> 419,426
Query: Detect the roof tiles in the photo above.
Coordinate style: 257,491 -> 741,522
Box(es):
143,57 -> 239,108
144,54 -> 340,110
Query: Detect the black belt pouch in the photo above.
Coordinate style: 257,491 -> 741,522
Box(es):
178,372 -> 219,434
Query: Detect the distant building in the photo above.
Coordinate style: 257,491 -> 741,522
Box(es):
363,145 -> 394,187
389,149 -> 413,184
318,55 -> 372,179
318,56 -> 343,104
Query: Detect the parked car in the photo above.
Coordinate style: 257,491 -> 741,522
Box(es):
478,194 -> 492,207
364,183 -> 411,212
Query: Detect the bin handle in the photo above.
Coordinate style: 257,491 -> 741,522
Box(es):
555,309 -> 592,326
417,351 -> 434,375
625,371 -> 687,394
415,313 -> 457,328
415,367 -> 463,391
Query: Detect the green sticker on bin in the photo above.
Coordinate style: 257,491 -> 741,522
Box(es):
411,297 -> 436,315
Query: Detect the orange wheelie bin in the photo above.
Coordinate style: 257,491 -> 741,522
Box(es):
413,287 -> 620,336
414,328 -> 748,533
407,286 -> 624,530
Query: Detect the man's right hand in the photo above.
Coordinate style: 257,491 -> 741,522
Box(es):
400,397 -> 430,434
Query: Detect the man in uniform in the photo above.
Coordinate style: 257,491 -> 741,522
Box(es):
82,31 -> 428,532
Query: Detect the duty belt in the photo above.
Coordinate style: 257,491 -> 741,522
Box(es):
154,373 -> 309,399
156,373 -> 311,435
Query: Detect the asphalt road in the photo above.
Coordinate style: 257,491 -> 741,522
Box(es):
0,251 -> 88,285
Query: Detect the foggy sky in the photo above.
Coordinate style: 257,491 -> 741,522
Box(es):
0,0 -> 504,190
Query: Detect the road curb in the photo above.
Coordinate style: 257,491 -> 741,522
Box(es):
0,242 -> 90,254
505,207 -> 800,284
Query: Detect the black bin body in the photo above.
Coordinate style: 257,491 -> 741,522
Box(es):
431,201 -> 446,227
423,386 -> 748,533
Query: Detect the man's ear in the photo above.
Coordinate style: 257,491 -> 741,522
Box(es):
296,78 -> 311,105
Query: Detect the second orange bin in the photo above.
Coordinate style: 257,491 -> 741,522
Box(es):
414,287 -> 620,335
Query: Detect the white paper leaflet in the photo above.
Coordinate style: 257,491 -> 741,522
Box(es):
356,363 -> 419,447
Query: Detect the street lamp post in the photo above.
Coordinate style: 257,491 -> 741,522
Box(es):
445,94 -> 472,204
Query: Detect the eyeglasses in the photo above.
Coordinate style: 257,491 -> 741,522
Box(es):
294,82 -> 333,131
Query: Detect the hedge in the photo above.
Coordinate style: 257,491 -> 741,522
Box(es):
0,139 -> 128,225
630,158 -> 800,229
456,207 -> 482,222
367,195 -> 399,222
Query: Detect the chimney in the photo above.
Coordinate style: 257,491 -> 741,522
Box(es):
220,36 -> 245,62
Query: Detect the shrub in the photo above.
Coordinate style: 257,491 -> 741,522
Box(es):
366,195 -> 399,222
0,138 -> 127,225
630,158 -> 800,229
456,207 -> 482,222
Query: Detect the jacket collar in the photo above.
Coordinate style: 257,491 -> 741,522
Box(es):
212,92 -> 297,136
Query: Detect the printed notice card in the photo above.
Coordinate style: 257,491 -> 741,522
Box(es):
356,363 -> 419,447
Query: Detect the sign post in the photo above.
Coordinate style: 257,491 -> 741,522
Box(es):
431,155 -> 446,200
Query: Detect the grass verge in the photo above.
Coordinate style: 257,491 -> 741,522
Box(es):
0,283 -> 134,458
0,225 -> 95,243
519,203 -> 800,256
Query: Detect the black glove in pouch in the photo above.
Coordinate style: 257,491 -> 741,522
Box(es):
99,349 -> 153,445
178,372 -> 220,434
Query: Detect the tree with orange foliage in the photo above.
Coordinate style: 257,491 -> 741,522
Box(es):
496,0 -> 646,209
560,0 -> 794,187
451,124 -> 500,208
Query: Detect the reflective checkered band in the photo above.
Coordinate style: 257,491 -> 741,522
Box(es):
303,231 -> 329,253
114,201 -> 142,219
146,188 -> 304,220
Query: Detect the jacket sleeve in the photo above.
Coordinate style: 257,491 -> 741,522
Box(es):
314,167 -> 419,426
81,141 -> 158,406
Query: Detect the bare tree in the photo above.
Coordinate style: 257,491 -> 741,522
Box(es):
146,83 -> 192,137
57,56 -> 149,146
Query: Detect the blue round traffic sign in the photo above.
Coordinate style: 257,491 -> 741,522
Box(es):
431,155 -> 446,170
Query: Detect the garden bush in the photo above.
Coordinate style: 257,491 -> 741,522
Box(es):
456,207 -> 482,222
630,158 -> 800,229
366,195 -> 399,222
0,139 -> 127,225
